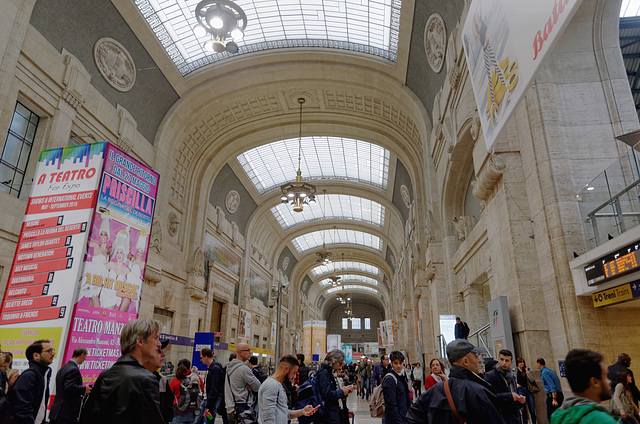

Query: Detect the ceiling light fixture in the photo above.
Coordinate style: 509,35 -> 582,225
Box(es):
280,98 -> 316,212
193,0 -> 247,54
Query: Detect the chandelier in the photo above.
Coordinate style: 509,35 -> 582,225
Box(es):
329,252 -> 343,287
193,0 -> 247,54
280,98 -> 316,212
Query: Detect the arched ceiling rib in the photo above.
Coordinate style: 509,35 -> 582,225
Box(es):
317,274 -> 380,287
291,228 -> 383,253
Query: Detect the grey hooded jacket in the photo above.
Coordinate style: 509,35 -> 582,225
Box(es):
224,359 -> 261,414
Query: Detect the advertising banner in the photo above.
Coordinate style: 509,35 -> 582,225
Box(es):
488,296 -> 514,358
327,334 -> 341,351
462,0 -> 583,151
63,143 -> 159,383
0,143 -> 106,373
238,309 -> 251,339
303,320 -> 312,362
439,315 -> 456,346
311,320 -> 327,359
342,344 -> 353,364
270,322 -> 277,345
379,319 -> 394,347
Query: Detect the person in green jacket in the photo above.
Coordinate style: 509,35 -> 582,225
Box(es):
551,349 -> 618,424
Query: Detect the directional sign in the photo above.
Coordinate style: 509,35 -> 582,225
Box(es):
592,281 -> 640,308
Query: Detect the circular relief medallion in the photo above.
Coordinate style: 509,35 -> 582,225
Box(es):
282,256 -> 290,271
93,38 -> 136,92
225,190 -> 240,213
400,185 -> 411,208
424,14 -> 447,73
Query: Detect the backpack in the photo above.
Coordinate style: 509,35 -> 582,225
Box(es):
175,375 -> 201,412
296,376 -> 324,424
369,373 -> 397,418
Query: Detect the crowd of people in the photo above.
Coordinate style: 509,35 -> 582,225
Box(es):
0,319 -> 638,424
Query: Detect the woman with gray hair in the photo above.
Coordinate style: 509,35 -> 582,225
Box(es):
316,349 -> 355,424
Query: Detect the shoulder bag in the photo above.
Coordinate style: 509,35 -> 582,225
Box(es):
444,380 -> 466,424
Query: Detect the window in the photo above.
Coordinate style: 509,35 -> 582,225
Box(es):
365,318 -> 371,330
0,102 -> 39,198
351,318 -> 361,330
342,318 -> 349,330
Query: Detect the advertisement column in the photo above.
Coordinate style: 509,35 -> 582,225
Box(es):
65,143 -> 159,383
0,142 -> 159,385
0,143 -> 106,371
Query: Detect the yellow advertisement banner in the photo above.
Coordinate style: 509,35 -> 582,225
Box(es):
303,320 -> 312,361
311,320 -> 326,360
1,327 -> 63,361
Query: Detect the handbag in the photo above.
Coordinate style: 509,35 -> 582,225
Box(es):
226,369 -> 258,424
526,371 -> 540,394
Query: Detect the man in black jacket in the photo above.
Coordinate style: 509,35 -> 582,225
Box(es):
484,349 -> 525,424
406,339 -> 507,424
199,347 -> 229,424
50,347 -> 91,424
383,351 -> 411,424
79,318 -> 165,424
296,354 -> 311,385
8,339 -> 54,424
607,353 -> 640,406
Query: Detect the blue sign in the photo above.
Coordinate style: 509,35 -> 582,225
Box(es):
192,332 -> 229,370
558,360 -> 566,378
160,333 -> 195,346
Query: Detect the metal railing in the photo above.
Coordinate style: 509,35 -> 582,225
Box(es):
468,322 -> 492,358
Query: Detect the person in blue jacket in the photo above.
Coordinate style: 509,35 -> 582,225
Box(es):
383,351 -> 411,424
316,349 -> 355,424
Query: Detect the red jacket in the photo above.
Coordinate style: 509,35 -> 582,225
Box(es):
424,374 -> 439,390
169,370 -> 204,413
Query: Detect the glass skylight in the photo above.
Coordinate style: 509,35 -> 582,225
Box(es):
238,137 -> 390,194
326,285 -> 378,295
291,229 -> 382,252
134,0 -> 402,75
311,261 -> 381,277
319,274 -> 379,286
621,0 -> 640,17
272,194 -> 385,230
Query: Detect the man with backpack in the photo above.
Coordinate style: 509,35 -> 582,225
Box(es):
382,351 -> 411,424
198,348 -> 228,424
170,359 -> 204,423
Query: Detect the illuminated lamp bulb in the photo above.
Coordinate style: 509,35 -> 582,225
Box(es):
193,24 -> 207,37
209,15 -> 224,29
231,27 -> 244,40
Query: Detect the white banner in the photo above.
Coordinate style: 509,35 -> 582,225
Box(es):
462,0 -> 583,151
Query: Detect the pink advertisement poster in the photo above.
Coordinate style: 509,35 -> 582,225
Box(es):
64,143 -> 159,382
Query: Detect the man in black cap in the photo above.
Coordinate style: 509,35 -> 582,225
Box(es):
406,339 -> 507,424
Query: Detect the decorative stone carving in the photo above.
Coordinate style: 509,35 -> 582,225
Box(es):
424,14 -> 447,73
452,216 -> 476,244
190,246 -> 205,277
163,288 -> 173,309
150,220 -> 163,253
425,210 -> 435,244
425,264 -> 437,282
472,155 -> 507,203
115,105 -> 136,153
168,212 -> 179,237
400,185 -> 411,209
144,267 -> 162,286
282,256 -> 290,271
62,52 -> 90,110
470,112 -> 482,141
225,190 -> 240,213
93,38 -> 136,92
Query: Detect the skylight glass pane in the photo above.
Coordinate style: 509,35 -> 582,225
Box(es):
326,284 -> 378,294
621,0 -> 640,16
291,229 -> 382,252
238,137 -> 390,194
271,194 -> 385,230
310,261 -> 381,277
318,274 -> 379,286
134,0 -> 402,75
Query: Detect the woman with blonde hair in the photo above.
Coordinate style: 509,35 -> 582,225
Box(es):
424,358 -> 447,390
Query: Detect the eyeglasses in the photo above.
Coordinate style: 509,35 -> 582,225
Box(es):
44,348 -> 56,354
240,349 -> 251,352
